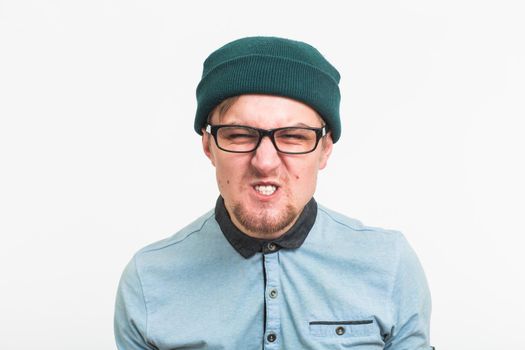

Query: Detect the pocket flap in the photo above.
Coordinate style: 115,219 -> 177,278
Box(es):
309,319 -> 375,337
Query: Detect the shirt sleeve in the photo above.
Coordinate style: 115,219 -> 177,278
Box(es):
384,234 -> 433,350
114,256 -> 157,350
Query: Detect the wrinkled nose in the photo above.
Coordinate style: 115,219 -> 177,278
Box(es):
250,136 -> 281,175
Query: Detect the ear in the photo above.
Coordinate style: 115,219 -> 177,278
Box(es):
318,132 -> 333,170
202,129 -> 216,166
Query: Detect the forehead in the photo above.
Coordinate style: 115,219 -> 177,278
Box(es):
213,94 -> 324,128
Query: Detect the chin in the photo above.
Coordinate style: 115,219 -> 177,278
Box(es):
232,202 -> 298,235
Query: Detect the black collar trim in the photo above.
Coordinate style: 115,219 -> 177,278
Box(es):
215,196 -> 317,259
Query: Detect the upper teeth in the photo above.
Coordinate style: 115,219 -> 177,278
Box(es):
255,185 -> 276,196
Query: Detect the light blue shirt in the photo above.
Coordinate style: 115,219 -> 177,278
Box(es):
115,203 -> 432,349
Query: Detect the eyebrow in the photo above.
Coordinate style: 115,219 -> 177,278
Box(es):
216,121 -> 323,128
292,122 -> 320,128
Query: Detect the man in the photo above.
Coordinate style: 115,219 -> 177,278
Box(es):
115,36 -> 432,349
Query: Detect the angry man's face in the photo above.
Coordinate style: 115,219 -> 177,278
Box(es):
203,94 -> 333,239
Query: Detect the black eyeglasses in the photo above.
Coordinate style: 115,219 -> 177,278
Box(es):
205,124 -> 327,154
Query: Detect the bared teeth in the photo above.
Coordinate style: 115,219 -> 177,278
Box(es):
255,185 -> 276,196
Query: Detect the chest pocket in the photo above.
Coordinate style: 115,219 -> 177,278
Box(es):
309,319 -> 377,338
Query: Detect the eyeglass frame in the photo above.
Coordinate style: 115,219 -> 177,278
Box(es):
205,124 -> 328,154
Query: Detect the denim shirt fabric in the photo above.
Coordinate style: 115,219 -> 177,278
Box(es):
114,203 -> 432,349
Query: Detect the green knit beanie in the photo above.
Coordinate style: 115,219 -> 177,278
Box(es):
194,36 -> 342,143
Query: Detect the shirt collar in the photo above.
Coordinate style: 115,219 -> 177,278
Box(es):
215,196 -> 317,259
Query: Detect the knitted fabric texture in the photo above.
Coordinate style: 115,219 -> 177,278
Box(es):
194,36 -> 342,142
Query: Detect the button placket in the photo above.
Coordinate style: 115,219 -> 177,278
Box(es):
263,252 -> 280,348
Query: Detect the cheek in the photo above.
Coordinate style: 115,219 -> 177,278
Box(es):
295,171 -> 317,187
215,158 -> 245,190
287,160 -> 319,188
216,169 -> 232,190
217,178 -> 230,190
292,154 -> 321,173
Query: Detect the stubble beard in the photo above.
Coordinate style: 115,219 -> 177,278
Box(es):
232,202 -> 298,236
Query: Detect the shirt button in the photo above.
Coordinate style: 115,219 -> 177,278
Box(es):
267,332 -> 277,342
335,326 -> 345,336
267,242 -> 277,251
269,288 -> 278,299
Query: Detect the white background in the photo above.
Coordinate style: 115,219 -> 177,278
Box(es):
1,1 -> 524,349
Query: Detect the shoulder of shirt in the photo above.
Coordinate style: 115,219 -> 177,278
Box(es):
133,209 -> 216,256
315,204 -> 417,278
316,203 -> 406,242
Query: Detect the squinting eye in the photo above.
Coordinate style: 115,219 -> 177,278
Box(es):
280,133 -> 308,140
225,133 -> 257,140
